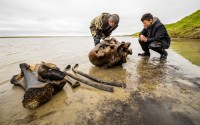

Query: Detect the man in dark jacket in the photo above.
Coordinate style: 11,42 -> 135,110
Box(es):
90,13 -> 120,46
138,13 -> 171,60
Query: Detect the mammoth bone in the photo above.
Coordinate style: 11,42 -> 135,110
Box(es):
11,62 -> 127,109
10,62 -> 80,109
88,38 -> 132,68
71,64 -> 126,88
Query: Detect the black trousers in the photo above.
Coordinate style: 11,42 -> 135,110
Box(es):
139,39 -> 169,54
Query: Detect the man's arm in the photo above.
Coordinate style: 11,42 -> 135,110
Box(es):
103,25 -> 118,38
139,28 -> 148,42
147,25 -> 166,42
139,28 -> 148,37
90,26 -> 101,37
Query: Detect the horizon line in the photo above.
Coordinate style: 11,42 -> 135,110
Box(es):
0,35 -> 132,38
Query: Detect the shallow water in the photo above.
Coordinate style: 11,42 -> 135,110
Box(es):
0,37 -> 200,125
170,39 -> 200,66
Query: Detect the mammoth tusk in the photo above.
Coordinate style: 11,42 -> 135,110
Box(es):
72,64 -> 126,88
63,67 -> 114,93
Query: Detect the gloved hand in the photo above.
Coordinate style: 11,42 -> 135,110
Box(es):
93,35 -> 101,46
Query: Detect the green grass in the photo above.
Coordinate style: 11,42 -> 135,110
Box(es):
132,10 -> 200,39
166,10 -> 200,39
130,32 -> 139,37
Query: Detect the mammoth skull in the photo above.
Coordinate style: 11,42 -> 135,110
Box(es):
88,38 -> 132,68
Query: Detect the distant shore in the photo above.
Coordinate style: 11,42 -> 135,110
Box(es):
0,35 -> 199,40
0,36 -> 91,38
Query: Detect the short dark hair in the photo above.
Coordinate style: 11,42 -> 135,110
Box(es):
141,13 -> 153,21
110,14 -> 120,24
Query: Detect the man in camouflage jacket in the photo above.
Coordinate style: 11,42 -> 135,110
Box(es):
90,13 -> 120,46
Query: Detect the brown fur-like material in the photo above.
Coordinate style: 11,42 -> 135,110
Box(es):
88,38 -> 132,68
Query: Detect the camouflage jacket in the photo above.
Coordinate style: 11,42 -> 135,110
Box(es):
90,13 -> 118,39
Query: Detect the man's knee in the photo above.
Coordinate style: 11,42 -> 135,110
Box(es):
161,39 -> 170,49
148,41 -> 162,49
138,39 -> 143,45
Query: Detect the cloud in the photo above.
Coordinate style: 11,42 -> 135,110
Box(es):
0,0 -> 199,36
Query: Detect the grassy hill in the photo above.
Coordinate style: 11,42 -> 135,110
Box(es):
132,10 -> 200,39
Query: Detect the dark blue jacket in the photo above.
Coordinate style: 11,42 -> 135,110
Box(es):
140,17 -> 171,46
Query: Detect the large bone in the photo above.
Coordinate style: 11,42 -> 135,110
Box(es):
37,63 -> 80,88
88,38 -> 132,68
63,65 -> 80,88
10,63 -> 68,109
63,66 -> 114,92
72,64 -> 126,88
11,63 -> 80,89
21,63 -> 66,109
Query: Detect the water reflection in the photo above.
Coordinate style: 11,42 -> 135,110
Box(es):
136,57 -> 167,92
88,66 -> 128,84
0,37 -> 200,124
171,39 -> 200,66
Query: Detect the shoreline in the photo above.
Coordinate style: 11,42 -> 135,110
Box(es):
0,35 -> 199,40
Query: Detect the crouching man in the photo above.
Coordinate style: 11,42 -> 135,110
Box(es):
138,13 -> 171,60
90,13 -> 119,46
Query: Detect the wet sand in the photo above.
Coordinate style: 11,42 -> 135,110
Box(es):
0,37 -> 200,125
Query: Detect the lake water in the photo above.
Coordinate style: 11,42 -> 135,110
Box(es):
0,37 -> 200,125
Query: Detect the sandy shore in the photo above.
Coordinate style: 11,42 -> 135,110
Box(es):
0,37 -> 200,125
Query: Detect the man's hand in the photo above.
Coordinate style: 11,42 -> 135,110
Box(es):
140,35 -> 148,42
104,36 -> 110,41
143,37 -> 147,42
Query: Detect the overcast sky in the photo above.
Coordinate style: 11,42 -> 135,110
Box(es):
0,0 -> 199,36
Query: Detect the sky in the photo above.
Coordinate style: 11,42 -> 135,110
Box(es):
0,0 -> 200,36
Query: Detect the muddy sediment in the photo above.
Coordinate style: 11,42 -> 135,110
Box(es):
0,37 -> 200,125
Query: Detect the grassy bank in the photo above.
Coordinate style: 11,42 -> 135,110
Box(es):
132,10 -> 200,39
